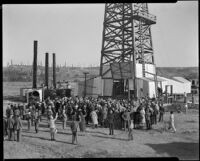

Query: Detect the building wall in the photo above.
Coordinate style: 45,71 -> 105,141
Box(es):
136,63 -> 156,77
103,79 -> 113,96
148,81 -> 156,98
70,82 -> 79,96
159,76 -> 191,94
92,77 -> 103,96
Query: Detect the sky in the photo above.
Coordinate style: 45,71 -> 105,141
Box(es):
3,2 -> 198,67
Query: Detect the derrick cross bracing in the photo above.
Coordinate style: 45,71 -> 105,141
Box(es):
100,3 -> 158,98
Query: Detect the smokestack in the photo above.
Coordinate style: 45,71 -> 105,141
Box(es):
53,53 -> 56,89
45,52 -> 49,89
32,40 -> 37,89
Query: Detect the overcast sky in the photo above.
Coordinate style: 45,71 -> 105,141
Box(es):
3,2 -> 198,67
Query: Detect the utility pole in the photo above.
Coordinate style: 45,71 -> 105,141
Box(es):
83,72 -> 89,98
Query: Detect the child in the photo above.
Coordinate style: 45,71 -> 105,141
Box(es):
128,120 -> 134,141
168,111 -> 176,133
49,113 -> 58,141
70,116 -> 79,144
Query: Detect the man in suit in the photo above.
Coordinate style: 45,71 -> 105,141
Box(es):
13,113 -> 23,142
7,111 -> 15,141
107,109 -> 115,135
122,108 -> 131,131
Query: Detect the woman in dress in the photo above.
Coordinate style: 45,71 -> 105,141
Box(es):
140,106 -> 146,128
90,108 -> 98,128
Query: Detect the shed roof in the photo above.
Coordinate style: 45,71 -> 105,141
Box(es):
138,77 -> 167,82
173,77 -> 191,83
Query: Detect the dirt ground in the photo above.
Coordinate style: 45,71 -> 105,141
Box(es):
3,103 -> 199,159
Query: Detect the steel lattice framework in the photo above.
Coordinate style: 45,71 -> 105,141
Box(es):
100,3 -> 158,97
100,3 -> 135,78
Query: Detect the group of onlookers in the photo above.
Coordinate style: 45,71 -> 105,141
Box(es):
3,104 -> 22,142
4,95 -> 175,144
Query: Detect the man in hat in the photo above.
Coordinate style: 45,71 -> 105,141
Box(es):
7,110 -> 15,141
159,101 -> 165,122
107,108 -> 115,135
6,105 -> 11,118
70,115 -> 79,144
122,108 -> 131,131
30,105 -> 36,126
13,107 -> 20,140
13,112 -> 23,142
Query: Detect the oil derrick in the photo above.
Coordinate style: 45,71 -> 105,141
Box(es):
100,3 -> 158,98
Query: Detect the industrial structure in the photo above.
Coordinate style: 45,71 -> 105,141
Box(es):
99,3 -> 158,99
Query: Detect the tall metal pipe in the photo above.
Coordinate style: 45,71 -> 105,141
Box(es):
32,40 -> 37,89
53,53 -> 56,89
45,52 -> 49,89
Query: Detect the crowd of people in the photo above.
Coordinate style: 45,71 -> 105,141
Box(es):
4,95 -> 174,144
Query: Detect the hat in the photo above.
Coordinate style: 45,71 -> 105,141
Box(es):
14,110 -> 19,116
10,110 -> 13,115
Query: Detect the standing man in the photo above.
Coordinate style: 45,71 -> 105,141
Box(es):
122,108 -> 130,131
13,113 -> 23,142
70,115 -> 79,144
26,109 -> 31,131
145,106 -> 151,130
22,104 -> 26,120
102,104 -> 108,128
107,109 -> 115,135
159,101 -> 165,122
7,110 -> 15,141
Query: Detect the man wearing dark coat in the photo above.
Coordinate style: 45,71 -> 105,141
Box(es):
122,109 -> 131,131
7,111 -> 15,141
107,109 -> 115,135
13,113 -> 23,141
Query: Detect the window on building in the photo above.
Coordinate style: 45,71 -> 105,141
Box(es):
192,80 -> 195,85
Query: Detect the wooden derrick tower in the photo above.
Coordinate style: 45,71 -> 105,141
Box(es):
100,3 -> 158,98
